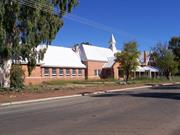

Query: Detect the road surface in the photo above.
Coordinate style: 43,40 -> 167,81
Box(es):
0,85 -> 180,135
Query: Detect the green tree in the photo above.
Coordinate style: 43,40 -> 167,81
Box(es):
168,37 -> 180,73
10,65 -> 25,89
0,0 -> 78,88
153,43 -> 178,80
115,41 -> 140,83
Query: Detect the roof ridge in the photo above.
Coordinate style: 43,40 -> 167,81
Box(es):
82,44 -> 111,50
47,45 -> 73,50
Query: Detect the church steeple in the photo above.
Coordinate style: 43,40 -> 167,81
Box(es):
109,34 -> 117,53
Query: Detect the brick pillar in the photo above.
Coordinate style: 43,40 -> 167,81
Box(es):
114,68 -> 119,79
63,68 -> 66,78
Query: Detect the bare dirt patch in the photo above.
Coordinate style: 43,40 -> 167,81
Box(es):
0,83 -> 144,103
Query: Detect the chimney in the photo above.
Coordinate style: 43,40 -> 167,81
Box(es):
72,44 -> 80,56
75,45 -> 79,53
72,44 -> 78,52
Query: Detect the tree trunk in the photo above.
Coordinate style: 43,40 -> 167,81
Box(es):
125,70 -> 129,84
165,71 -> 172,81
2,59 -> 12,88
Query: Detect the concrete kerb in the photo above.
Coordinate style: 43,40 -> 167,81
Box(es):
91,85 -> 152,95
0,94 -> 82,107
161,82 -> 180,86
1,82 -> 179,107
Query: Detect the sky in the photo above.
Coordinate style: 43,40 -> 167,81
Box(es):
51,0 -> 180,51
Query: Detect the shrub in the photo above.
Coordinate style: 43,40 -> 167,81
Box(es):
10,65 -> 25,89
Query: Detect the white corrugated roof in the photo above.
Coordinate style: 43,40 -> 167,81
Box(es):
135,66 -> 145,72
143,66 -> 159,72
80,44 -> 114,62
103,57 -> 115,68
39,45 -> 86,68
135,66 -> 159,72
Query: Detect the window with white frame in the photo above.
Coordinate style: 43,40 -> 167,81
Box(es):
94,70 -> 98,76
44,68 -> 49,76
66,69 -> 70,76
52,68 -> 57,76
78,69 -> 82,76
72,69 -> 76,76
98,69 -> 102,76
94,69 -> 101,76
59,68 -> 64,76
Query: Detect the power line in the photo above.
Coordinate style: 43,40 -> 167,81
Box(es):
65,14 -> 135,38
15,0 -> 59,14
15,0 -> 118,33
13,0 -> 155,43
16,0 -> 51,9
14,0 -> 133,35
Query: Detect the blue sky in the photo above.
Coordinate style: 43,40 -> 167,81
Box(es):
51,0 -> 180,51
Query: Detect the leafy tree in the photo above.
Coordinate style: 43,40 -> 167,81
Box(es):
115,41 -> 140,83
168,37 -> 180,73
0,0 -> 78,88
153,43 -> 178,80
10,65 -> 25,89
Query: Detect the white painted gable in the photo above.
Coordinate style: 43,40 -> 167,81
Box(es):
40,45 -> 86,68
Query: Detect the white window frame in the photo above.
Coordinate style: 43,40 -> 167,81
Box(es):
44,68 -> 49,76
94,69 -> 98,76
94,69 -> 101,76
72,69 -> 76,76
52,68 -> 57,76
78,69 -> 83,76
59,68 -> 64,76
66,69 -> 70,76
98,69 -> 102,76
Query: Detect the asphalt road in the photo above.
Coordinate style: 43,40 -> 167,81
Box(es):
0,85 -> 180,135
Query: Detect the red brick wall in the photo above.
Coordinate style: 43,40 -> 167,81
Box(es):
22,65 -> 42,85
22,60 -> 121,85
22,65 -> 41,77
112,62 -> 121,79
83,61 -> 106,79
22,65 -> 85,85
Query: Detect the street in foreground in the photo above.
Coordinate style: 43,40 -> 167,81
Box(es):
0,85 -> 180,135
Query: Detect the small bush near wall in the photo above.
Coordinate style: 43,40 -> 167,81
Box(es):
10,65 -> 25,89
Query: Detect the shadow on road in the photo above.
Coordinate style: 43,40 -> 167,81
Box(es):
91,84 -> 180,100
130,92 -> 180,100
150,84 -> 180,90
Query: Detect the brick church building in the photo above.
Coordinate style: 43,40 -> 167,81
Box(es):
22,34 -> 159,85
